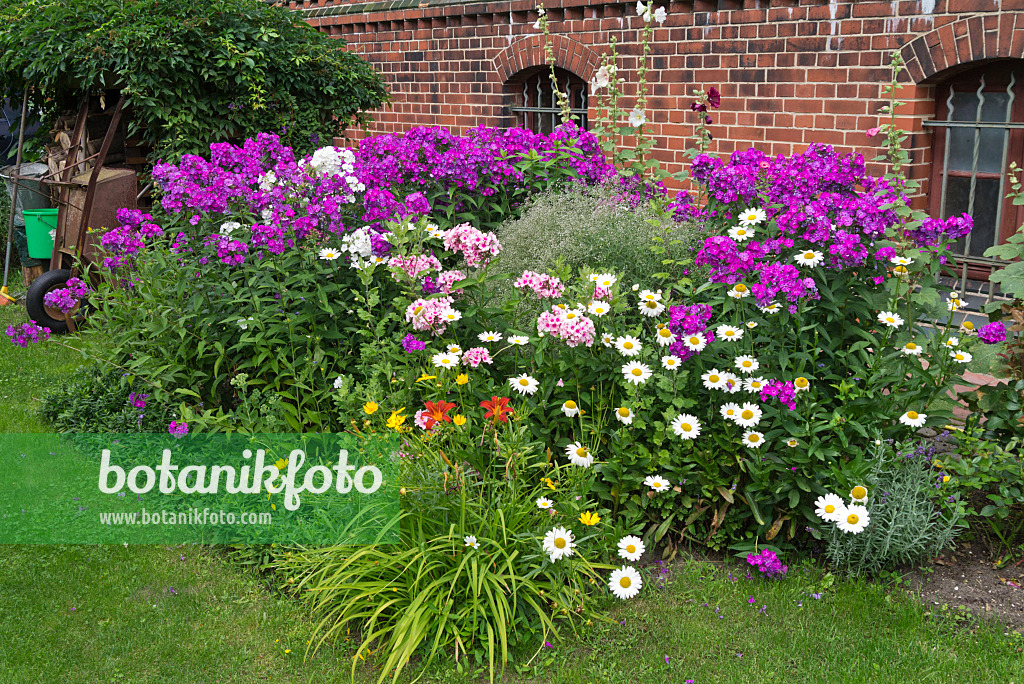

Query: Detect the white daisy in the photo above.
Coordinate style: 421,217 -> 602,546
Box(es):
943,337 -> 960,348
716,324 -> 744,342
441,310 -> 463,323
793,376 -> 811,393
661,355 -> 682,371
601,333 -> 614,347
849,485 -> 868,504
640,300 -> 666,318
592,273 -> 617,288
794,250 -> 824,267
655,327 -> 676,347
877,311 -> 903,328
618,536 -> 645,562
746,321 -> 759,329
721,373 -> 743,393
837,505 -> 870,534
759,302 -> 781,314
622,361 -> 653,385
742,430 -> 766,448
464,535 -> 480,549
565,442 -> 594,468
509,374 -> 539,395
644,474 -> 671,492
728,226 -> 755,242
890,256 -> 914,266
734,403 -> 763,428
561,400 -> 580,418
814,493 -> 846,523
727,283 -> 751,299
536,497 -> 554,510
432,352 -> 460,369
447,344 -> 463,356
616,336 -> 643,357
738,207 -> 767,226
588,301 -> 611,317
682,332 -> 707,352
960,320 -> 977,335
319,247 -> 342,261
609,566 -> 642,599
899,341 -> 923,356
947,295 -> 963,312
478,331 -> 503,343
786,438 -> 799,448
671,414 -> 701,440
720,402 -> 741,421
615,407 -> 634,425
743,377 -> 767,394
639,289 -> 662,302
701,369 -> 727,390
542,526 -> 576,561
734,355 -> 760,374
898,410 -> 927,427
508,335 -> 529,345
949,350 -> 972,364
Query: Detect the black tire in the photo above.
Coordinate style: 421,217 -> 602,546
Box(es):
26,268 -> 71,334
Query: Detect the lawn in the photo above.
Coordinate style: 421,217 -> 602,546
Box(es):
2,304 -> 1023,683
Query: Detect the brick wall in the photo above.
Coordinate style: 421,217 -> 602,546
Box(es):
287,0 -> 1024,201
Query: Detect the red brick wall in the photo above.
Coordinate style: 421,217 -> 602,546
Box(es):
288,0 -> 1024,201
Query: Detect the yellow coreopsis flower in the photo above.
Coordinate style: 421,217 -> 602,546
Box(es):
363,401 -> 379,415
453,414 -> 467,426
415,374 -> 437,383
541,477 -> 557,491
456,373 -> 469,386
274,458 -> 288,470
386,409 -> 408,431
579,510 -> 600,526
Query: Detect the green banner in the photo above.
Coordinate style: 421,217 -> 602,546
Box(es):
0,433 -> 400,545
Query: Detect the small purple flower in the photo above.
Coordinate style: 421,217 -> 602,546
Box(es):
544,641 -> 554,649
129,393 -> 149,409
746,548 -> 787,578
5,320 -> 51,347
168,421 -> 189,438
401,334 -> 426,353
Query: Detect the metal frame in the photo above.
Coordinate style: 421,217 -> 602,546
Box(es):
509,71 -> 588,133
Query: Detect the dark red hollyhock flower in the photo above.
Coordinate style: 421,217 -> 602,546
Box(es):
708,86 -> 721,109
690,101 -> 707,113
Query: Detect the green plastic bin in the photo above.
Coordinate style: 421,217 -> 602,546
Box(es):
23,208 -> 58,259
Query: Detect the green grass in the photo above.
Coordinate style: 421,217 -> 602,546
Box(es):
2,305 -> 1022,682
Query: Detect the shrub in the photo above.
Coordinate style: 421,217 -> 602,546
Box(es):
494,179 -> 702,291
0,0 -> 388,160
39,365 -> 172,432
823,439 -> 961,576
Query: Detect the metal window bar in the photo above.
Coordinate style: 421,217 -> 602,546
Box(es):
923,75 -> 1017,309
511,76 -> 588,132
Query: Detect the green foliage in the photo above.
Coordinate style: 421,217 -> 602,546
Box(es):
38,364 -> 172,432
986,162 -> 1024,300
0,0 -> 388,160
494,182 -> 701,291
825,440 -> 961,576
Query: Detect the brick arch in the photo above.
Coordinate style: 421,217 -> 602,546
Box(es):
901,14 -> 1024,84
493,34 -> 601,84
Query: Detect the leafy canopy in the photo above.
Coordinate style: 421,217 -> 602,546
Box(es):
0,0 -> 389,159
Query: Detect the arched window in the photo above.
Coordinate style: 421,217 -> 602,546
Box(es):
508,67 -> 588,135
927,61 -> 1024,288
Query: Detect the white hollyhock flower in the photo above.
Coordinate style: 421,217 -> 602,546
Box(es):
628,108 -> 646,127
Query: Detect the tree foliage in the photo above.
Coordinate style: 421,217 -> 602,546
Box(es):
0,0 -> 389,159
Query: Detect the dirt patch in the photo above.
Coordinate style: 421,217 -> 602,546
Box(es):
907,541 -> 1024,633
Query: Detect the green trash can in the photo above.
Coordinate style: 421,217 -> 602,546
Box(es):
23,208 -> 58,259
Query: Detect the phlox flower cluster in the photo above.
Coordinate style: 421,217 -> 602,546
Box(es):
443,223 -> 502,267
5,320 -> 50,347
461,346 -> 493,368
390,254 -> 442,280
43,277 -> 91,313
100,208 -> 164,269
514,270 -> 565,299
978,321 -> 1008,345
536,306 -> 596,348
405,296 -> 457,335
746,548 -> 787,578
666,303 -> 714,362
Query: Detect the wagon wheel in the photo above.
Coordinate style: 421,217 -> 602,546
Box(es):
25,268 -> 78,334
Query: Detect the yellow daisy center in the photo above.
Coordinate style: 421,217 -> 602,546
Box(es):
846,514 -> 859,525
413,306 -> 424,315
442,359 -> 451,365
689,336 -> 700,345
681,423 -> 692,432
907,411 -> 919,420
626,544 -> 636,554
565,400 -> 577,409
956,353 -> 965,360
751,382 -> 762,389
709,374 -> 720,383
519,378 -> 529,386
851,486 -> 867,499
554,538 -> 566,549
735,284 -> 748,293
624,342 -> 634,349
906,343 -> 917,350
631,368 -> 643,376
886,317 -> 895,323
748,435 -> 760,443
659,329 -> 672,337
737,229 -> 747,236
742,361 -> 752,368
963,321 -> 974,330
646,302 -> 658,308
825,504 -> 835,513
725,331 -> 735,337
619,577 -> 631,588
741,410 -> 754,420
795,377 -> 809,388
576,447 -> 588,458
618,408 -> 630,417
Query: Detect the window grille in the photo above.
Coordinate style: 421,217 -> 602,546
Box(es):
509,69 -> 588,134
